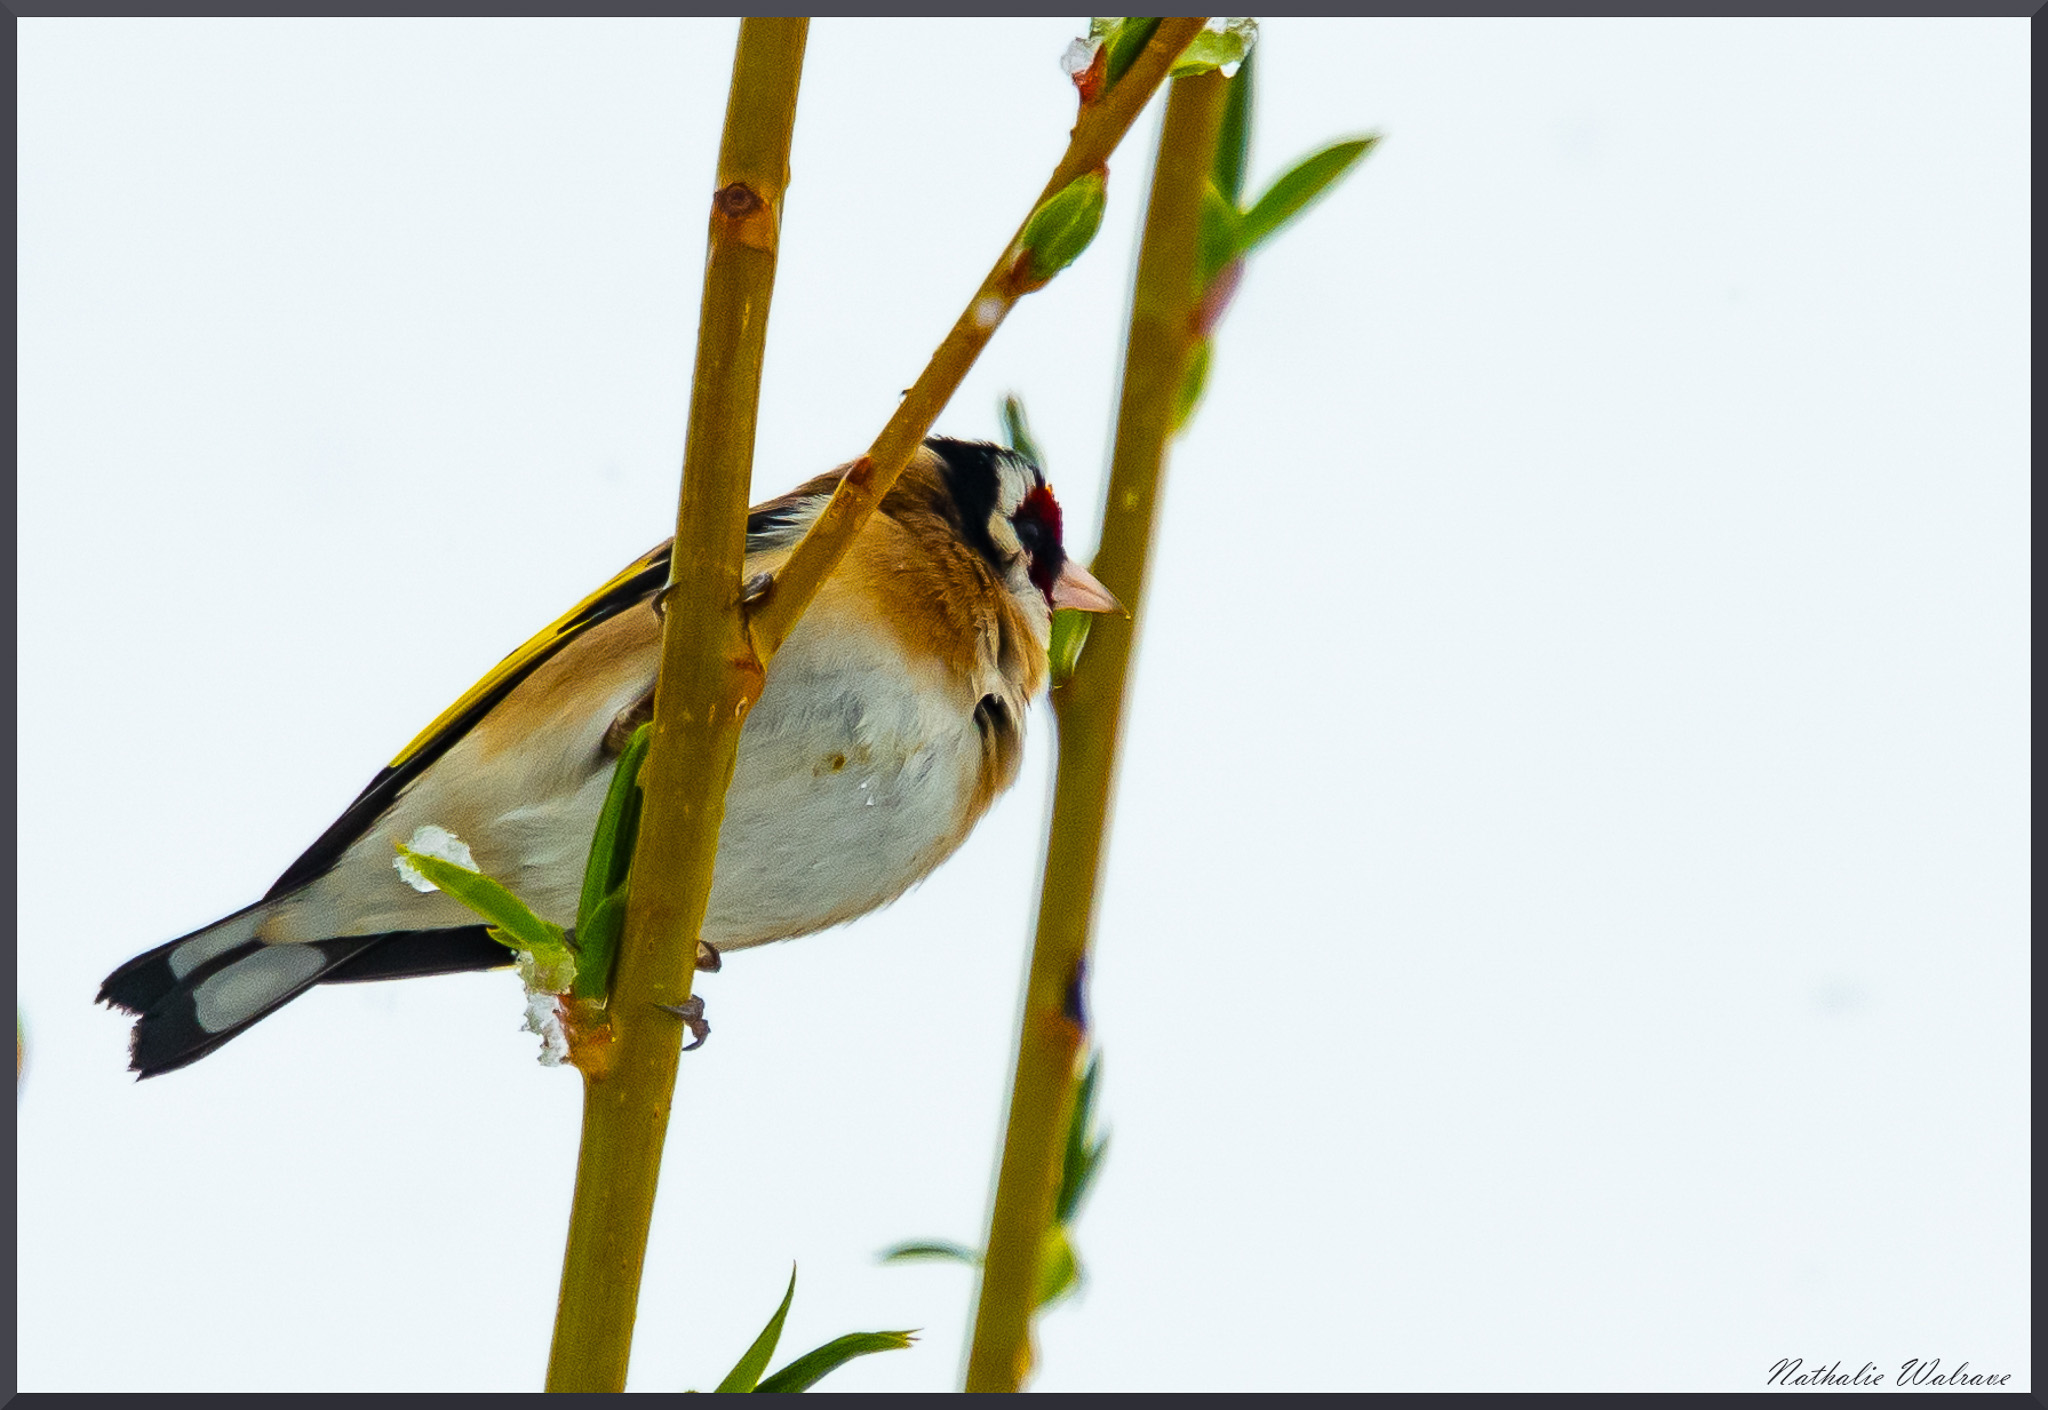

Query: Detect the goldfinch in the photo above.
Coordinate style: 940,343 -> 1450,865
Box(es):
99,437 -> 1119,1077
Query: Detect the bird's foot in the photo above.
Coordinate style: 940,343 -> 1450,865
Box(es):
655,995 -> 711,1051
696,941 -> 721,973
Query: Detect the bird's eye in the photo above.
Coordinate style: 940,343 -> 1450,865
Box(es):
1013,514 -> 1046,558
1011,485 -> 1066,601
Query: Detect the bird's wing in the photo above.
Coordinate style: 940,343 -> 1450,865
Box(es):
739,471 -> 844,554
266,540 -> 674,899
264,475 -> 850,902
385,543 -> 677,774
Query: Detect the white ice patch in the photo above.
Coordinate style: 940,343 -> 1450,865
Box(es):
394,824 -> 477,892
517,948 -> 576,998
1206,17 -> 1259,77
193,945 -> 328,1034
1060,36 -> 1101,79
971,295 -> 1006,331
522,993 -> 569,1067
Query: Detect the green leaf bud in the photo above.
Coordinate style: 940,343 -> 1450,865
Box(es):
1018,170 -> 1109,286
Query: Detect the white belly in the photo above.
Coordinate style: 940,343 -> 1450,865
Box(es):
703,638 -> 985,947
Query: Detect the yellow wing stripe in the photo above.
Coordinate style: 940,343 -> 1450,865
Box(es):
388,543 -> 671,769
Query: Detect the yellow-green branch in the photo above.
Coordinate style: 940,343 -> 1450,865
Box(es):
745,17 -> 1209,664
545,18 -> 807,1393
964,67 -> 1231,1395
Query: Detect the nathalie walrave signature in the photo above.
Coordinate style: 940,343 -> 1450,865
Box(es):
1767,1358 -> 2013,1388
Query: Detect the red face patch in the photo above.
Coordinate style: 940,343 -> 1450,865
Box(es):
1012,484 -> 1066,602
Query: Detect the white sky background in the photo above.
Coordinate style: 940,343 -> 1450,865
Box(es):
13,17 -> 2028,1393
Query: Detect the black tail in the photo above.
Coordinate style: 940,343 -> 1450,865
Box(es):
320,927 -> 508,984
100,909 -> 509,1079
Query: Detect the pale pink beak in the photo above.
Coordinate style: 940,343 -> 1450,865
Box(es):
1051,558 -> 1124,614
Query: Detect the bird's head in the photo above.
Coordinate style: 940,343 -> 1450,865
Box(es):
925,436 -> 1121,627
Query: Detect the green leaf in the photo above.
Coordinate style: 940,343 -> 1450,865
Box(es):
1036,1225 -> 1081,1309
1198,182 -> 1241,291
578,722 -> 650,928
1213,45 -> 1255,207
394,845 -> 567,959
1018,170 -> 1108,285
715,1266 -> 797,1393
879,1240 -> 981,1266
1171,338 -> 1213,432
1055,1054 -> 1108,1225
1239,136 -> 1377,255
569,888 -> 628,1002
1048,608 -> 1094,690
1096,17 -> 1161,89
999,394 -> 1046,471
1170,17 -> 1258,78
570,723 -> 650,1001
755,1332 -> 916,1393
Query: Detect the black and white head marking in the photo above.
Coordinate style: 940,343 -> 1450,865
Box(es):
925,436 -> 1069,608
